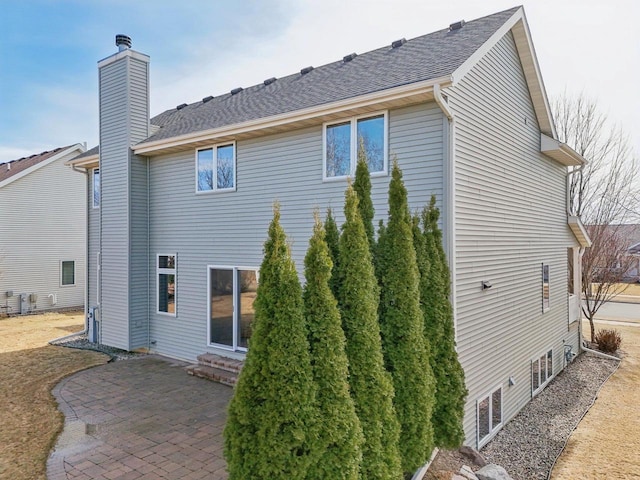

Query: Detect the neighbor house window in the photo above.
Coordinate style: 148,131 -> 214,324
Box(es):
61,261 -> 75,286
196,143 -> 236,192
208,266 -> 259,351
93,168 -> 100,208
532,349 -> 553,395
323,112 -> 387,179
542,263 -> 550,312
158,254 -> 176,315
477,386 -> 502,448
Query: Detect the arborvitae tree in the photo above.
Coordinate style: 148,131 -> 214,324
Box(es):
418,195 -> 467,449
376,161 -> 436,474
353,148 -> 375,251
324,207 -> 341,299
303,214 -> 363,480
337,185 -> 403,480
224,204 -> 319,480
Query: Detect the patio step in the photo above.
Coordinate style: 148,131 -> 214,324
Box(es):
186,364 -> 238,387
185,354 -> 244,388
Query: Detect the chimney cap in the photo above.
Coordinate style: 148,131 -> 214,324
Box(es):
115,34 -> 132,51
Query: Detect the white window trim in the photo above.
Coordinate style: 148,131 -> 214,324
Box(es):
477,384 -> 503,448
157,253 -> 177,317
322,110 -> 389,182
195,141 -> 237,194
531,349 -> 554,397
207,265 -> 259,352
542,263 -> 550,313
60,260 -> 76,287
92,168 -> 100,208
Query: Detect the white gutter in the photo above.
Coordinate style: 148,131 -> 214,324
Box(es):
433,83 -> 458,337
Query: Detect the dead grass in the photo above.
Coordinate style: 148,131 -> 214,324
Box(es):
618,282 -> 640,296
551,320 -> 640,479
0,311 -> 109,480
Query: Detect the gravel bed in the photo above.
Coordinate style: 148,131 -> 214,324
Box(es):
481,353 -> 619,480
50,333 -> 146,361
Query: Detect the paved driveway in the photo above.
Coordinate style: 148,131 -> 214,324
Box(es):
47,356 -> 232,480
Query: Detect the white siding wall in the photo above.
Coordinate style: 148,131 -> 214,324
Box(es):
447,32 -> 577,447
145,102 -> 445,361
0,149 -> 86,313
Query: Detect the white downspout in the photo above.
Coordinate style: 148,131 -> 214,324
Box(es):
433,83 -> 457,337
71,164 -> 90,336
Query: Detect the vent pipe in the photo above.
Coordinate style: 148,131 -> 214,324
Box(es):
115,34 -> 132,51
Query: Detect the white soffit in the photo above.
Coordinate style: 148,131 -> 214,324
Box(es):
568,215 -> 592,247
540,133 -> 585,166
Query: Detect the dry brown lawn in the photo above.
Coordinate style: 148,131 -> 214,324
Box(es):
551,320 -> 640,479
618,282 -> 640,296
0,311 -> 108,480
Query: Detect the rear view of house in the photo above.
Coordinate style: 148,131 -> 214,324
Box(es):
0,144 -> 87,314
69,7 -> 591,448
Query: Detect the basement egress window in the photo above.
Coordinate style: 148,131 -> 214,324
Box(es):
323,112 -> 387,180
196,143 -> 236,193
477,386 -> 502,448
157,254 -> 176,316
532,349 -> 553,395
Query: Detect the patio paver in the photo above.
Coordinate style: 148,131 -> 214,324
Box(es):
47,355 -> 233,480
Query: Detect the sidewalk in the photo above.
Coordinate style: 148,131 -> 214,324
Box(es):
47,355 -> 232,480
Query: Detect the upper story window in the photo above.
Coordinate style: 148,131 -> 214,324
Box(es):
93,169 -> 100,208
542,264 -> 550,312
196,143 -> 236,193
323,112 -> 388,180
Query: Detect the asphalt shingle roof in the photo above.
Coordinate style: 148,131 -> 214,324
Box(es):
0,146 -> 73,183
143,7 -> 519,144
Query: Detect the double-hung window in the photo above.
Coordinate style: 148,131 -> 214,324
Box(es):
477,385 -> 503,448
323,112 -> 388,180
532,349 -> 553,395
158,254 -> 176,316
196,143 -> 236,193
93,168 -> 100,208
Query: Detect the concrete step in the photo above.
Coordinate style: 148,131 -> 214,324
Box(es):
196,353 -> 244,374
186,364 -> 237,387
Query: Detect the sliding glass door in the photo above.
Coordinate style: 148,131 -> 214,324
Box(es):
208,266 -> 258,351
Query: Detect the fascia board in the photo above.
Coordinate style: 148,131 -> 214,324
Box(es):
133,76 -> 452,156
0,144 -> 86,188
451,7 -> 557,138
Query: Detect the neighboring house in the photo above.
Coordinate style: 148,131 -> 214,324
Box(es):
68,7 -> 591,448
0,144 -> 87,314
592,224 -> 640,281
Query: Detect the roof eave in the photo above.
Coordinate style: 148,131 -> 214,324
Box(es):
540,133 -> 586,166
568,215 -> 592,247
0,144 -> 86,188
133,76 -> 453,156
66,154 -> 100,168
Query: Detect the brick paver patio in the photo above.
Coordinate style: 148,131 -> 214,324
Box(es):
47,355 -> 232,480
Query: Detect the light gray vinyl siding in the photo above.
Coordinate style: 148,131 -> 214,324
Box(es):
88,170 -> 99,309
0,148 -> 86,313
146,102 -> 445,361
98,53 -> 150,350
447,32 -> 576,447
129,152 -> 149,348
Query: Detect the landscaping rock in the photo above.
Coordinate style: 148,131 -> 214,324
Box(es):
476,464 -> 513,480
459,464 -> 479,479
459,446 -> 487,467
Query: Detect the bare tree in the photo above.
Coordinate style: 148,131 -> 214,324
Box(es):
554,93 -> 639,341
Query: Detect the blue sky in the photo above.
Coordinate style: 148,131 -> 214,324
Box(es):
0,0 -> 638,162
